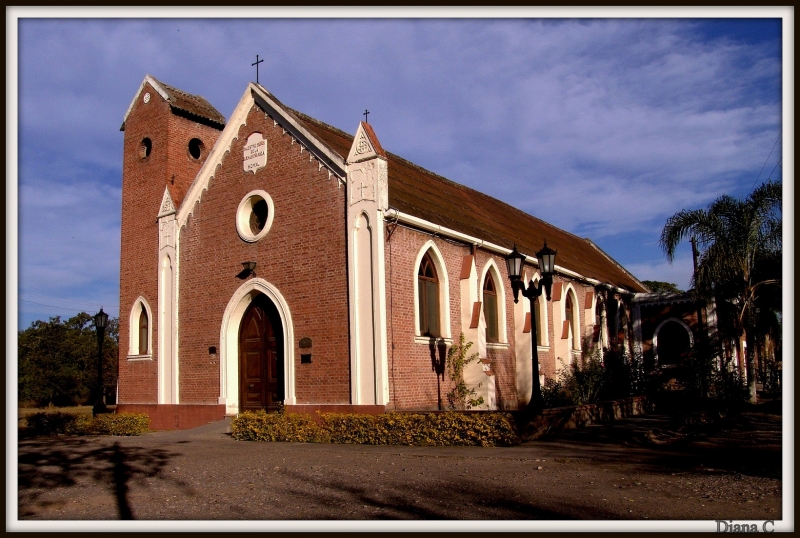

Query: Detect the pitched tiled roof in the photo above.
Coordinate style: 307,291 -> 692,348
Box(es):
155,78 -> 226,128
283,108 -> 646,293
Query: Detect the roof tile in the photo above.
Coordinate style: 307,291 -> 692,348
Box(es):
275,107 -> 645,292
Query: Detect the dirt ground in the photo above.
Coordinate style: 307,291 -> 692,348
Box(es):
14,407 -> 785,530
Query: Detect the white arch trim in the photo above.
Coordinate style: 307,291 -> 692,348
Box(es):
653,317 -> 694,364
560,283 -> 581,352
412,240 -> 452,340
219,278 -> 296,415
529,272 -> 550,347
127,296 -> 153,359
479,258 -> 508,344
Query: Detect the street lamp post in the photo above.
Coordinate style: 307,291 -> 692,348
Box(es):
505,242 -> 557,414
93,308 -> 109,417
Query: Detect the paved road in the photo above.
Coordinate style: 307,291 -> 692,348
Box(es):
15,411 -> 784,530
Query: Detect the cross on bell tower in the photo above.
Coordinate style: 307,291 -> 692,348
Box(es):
363,109 -> 370,123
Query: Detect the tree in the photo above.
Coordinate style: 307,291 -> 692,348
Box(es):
660,180 -> 781,403
642,280 -> 684,294
18,313 -> 119,407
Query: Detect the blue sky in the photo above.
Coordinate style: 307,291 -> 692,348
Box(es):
10,8 -> 788,331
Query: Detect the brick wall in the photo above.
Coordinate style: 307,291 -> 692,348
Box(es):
176,104 -> 351,405
118,81 -> 221,403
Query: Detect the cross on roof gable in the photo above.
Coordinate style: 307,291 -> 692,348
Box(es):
167,78 -> 646,293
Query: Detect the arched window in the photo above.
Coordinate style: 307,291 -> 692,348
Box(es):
483,273 -> 499,343
138,308 -> 149,354
128,297 -> 152,359
418,252 -> 440,337
565,294 -> 574,347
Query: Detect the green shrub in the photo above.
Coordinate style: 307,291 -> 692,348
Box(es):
92,413 -> 150,436
25,411 -> 79,436
541,378 -> 571,408
231,410 -> 328,442
445,333 -> 484,410
231,410 -> 520,447
23,411 -> 149,436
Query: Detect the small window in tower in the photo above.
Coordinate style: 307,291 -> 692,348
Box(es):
139,138 -> 152,159
188,138 -> 204,160
138,308 -> 149,355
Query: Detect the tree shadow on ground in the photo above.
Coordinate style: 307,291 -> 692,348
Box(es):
18,436 -> 180,519
277,467 -> 616,520
530,411 -> 782,479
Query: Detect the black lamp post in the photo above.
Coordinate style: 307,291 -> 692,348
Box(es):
505,242 -> 557,414
93,308 -> 109,417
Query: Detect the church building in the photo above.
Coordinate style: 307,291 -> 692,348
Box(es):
115,75 -> 651,430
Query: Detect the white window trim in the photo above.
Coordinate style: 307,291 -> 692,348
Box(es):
414,336 -> 454,346
128,296 -> 153,360
412,240 -> 451,339
530,272 -> 550,347
560,283 -> 581,352
479,258 -> 508,344
236,189 -> 275,243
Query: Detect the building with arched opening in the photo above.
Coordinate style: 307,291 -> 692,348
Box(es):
115,75 -> 654,429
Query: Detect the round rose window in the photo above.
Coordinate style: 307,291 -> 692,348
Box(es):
236,190 -> 274,242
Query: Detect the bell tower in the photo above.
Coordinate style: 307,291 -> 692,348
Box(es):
118,74 -> 225,404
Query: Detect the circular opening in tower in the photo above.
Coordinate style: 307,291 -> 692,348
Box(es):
188,138 -> 204,160
139,138 -> 152,159
236,190 -> 275,243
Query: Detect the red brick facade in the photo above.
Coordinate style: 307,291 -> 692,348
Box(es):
176,105 -> 350,405
117,76 -> 643,429
118,80 -> 223,404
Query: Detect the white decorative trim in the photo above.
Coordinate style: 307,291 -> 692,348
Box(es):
412,240 -> 452,339
157,187 -> 175,218
235,190 -> 275,243
347,123 -> 380,164
560,283 -> 581,352
158,253 -> 178,404
486,342 -> 510,350
415,336 -> 454,346
177,85 -> 255,229
120,74 -> 171,130
127,296 -> 153,357
384,208 -> 638,296
529,271 -> 550,347
178,83 -> 347,230
126,354 -> 152,362
219,278 -> 296,415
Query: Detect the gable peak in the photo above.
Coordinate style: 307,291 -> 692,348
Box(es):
347,121 -> 386,164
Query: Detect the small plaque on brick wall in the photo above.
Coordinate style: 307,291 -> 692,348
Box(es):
243,132 -> 267,173
299,337 -> 312,349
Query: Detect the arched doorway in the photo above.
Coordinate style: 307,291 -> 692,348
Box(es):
654,319 -> 692,366
239,294 -> 284,412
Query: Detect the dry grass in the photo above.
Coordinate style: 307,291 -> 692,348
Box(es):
17,405 -> 117,427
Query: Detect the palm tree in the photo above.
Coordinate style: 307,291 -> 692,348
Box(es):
660,181 -> 782,403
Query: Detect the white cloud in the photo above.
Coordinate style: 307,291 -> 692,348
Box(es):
14,17 -> 783,328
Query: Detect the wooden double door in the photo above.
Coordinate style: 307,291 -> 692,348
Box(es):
239,294 -> 284,412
